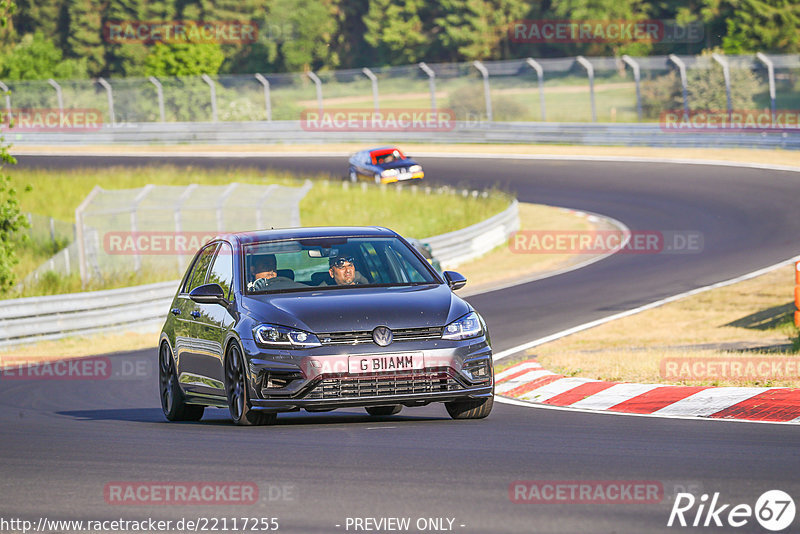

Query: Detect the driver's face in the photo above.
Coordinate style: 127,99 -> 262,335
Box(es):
329,261 -> 356,285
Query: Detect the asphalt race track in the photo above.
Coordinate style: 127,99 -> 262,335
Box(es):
2,154 -> 800,533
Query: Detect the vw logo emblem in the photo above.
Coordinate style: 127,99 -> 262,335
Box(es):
372,326 -> 393,347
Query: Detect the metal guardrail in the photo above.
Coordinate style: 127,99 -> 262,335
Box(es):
0,281 -> 178,347
0,201 -> 520,348
7,121 -> 799,149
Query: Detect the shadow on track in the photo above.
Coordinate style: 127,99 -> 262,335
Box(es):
57,407 -> 448,426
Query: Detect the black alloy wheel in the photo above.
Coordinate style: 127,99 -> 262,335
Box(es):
159,342 -> 204,422
224,342 -> 276,426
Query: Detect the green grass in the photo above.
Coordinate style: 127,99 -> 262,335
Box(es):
7,165 -> 511,298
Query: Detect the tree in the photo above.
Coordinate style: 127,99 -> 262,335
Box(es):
434,0 -> 528,61
144,43 -> 225,77
65,0 -> 104,76
0,31 -> 87,80
363,0 -> 430,65
268,0 -> 340,72
0,0 -> 30,293
549,0 -> 655,57
686,49 -> 760,110
714,0 -> 800,53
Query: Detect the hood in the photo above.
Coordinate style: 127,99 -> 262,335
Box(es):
377,158 -> 419,170
241,284 -> 469,333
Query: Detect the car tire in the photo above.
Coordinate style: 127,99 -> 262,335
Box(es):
159,342 -> 204,422
374,173 -> 382,184
224,342 -> 276,426
445,395 -> 493,420
365,405 -> 402,416
349,169 -> 358,182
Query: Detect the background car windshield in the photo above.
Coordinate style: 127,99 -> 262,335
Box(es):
244,236 -> 438,292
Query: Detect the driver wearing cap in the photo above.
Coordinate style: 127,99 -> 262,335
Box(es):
328,254 -> 368,286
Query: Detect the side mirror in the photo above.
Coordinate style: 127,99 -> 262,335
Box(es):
443,271 -> 467,291
189,283 -> 226,305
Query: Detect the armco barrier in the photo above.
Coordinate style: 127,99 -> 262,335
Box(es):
0,201 -> 519,347
7,121 -> 799,149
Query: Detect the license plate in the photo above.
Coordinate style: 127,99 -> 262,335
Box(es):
348,353 -> 423,374
397,172 -> 412,180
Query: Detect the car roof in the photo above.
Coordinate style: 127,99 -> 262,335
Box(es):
213,226 -> 400,246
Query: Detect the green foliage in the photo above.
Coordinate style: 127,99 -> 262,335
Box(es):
268,0 -> 340,71
640,49 -> 761,117
686,49 -> 760,110
435,0 -> 529,61
701,0 -> 800,54
364,0 -> 430,65
3,0 -> 800,84
0,31 -> 87,80
0,138 -> 29,293
144,43 -> 225,76
65,0 -> 104,76
641,70 -> 683,118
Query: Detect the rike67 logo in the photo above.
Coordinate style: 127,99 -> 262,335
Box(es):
668,490 -> 795,531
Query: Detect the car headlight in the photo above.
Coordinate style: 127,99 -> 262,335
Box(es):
381,169 -> 399,177
409,165 -> 422,172
254,324 -> 321,348
442,312 -> 483,340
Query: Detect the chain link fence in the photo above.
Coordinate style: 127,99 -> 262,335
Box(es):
2,54 -> 797,126
20,181 -> 313,287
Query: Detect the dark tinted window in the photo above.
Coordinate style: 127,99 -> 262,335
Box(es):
185,244 -> 218,292
244,236 -> 437,294
207,242 -> 233,299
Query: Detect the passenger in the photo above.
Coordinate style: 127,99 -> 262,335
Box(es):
328,255 -> 368,286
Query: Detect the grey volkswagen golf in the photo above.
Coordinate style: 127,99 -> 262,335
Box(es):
159,226 -> 494,426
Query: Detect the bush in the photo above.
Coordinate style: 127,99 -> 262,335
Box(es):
447,84 -> 528,122
641,50 -> 762,119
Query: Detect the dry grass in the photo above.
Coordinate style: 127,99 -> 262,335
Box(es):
14,144 -> 800,168
457,204 -> 617,295
535,264 -> 800,387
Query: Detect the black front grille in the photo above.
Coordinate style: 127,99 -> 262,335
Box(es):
304,369 -> 462,399
319,326 -> 443,345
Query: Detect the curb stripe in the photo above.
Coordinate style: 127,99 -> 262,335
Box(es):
496,362 -> 542,384
495,369 -> 555,395
504,374 -> 564,398
653,388 -> 767,417
709,389 -> 800,422
570,383 -> 661,411
608,386 -> 711,414
544,380 -> 618,406
516,377 -> 600,403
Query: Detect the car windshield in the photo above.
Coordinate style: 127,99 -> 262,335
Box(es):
244,236 -> 438,294
371,148 -> 405,164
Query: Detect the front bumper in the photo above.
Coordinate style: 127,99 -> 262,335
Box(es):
241,337 -> 492,413
381,171 -> 424,183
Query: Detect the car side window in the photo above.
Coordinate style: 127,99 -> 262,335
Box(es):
207,242 -> 234,300
185,244 -> 219,293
